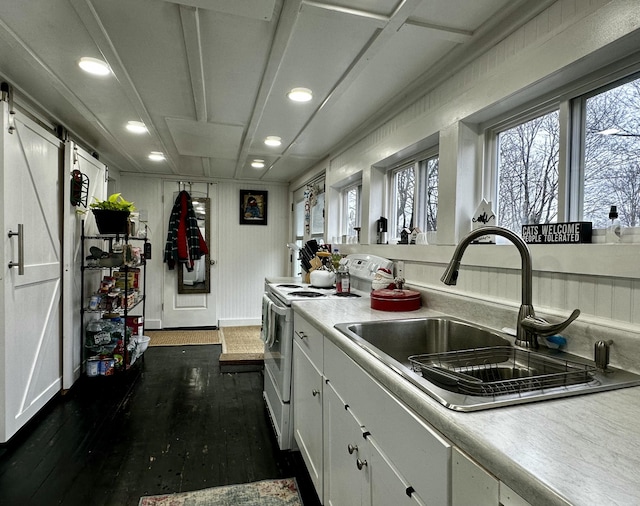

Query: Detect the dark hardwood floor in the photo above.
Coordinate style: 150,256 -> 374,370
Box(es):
0,345 -> 321,506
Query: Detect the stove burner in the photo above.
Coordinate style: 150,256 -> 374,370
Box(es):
277,284 -> 303,289
309,285 -> 334,290
334,292 -> 361,298
289,291 -> 326,298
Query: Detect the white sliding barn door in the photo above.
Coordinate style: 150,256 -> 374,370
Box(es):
0,102 -> 62,442
62,141 -> 106,389
162,181 -> 218,328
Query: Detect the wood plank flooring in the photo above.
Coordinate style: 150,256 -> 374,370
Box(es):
0,345 -> 321,506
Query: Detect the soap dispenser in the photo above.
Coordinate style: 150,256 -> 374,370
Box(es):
605,205 -> 621,243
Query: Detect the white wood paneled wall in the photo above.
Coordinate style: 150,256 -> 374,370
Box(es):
216,181 -> 289,326
404,261 -> 640,326
325,0 -> 640,334
119,175 -> 289,328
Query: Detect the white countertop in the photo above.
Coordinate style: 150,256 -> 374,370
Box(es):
292,297 -> 640,506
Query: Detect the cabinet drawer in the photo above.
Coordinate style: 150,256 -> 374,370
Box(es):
325,338 -> 451,505
293,340 -> 324,500
293,313 -> 323,369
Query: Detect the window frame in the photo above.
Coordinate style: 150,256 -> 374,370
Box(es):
485,103 -> 562,231
483,59 -> 640,238
387,147 -> 439,241
570,71 -> 640,228
341,181 -> 362,239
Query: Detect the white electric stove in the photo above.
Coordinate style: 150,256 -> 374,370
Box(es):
262,253 -> 392,450
267,253 -> 394,305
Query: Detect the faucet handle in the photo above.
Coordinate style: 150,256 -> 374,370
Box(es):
520,309 -> 580,338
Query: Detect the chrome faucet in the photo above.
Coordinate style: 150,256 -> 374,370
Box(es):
440,226 -> 580,349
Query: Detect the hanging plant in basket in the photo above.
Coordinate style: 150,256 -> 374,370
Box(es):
90,193 -> 135,235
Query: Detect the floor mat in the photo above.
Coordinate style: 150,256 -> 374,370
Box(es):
146,329 -> 222,346
220,326 -> 263,358
138,477 -> 302,506
219,326 -> 263,371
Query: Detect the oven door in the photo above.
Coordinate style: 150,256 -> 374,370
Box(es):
262,292 -> 293,403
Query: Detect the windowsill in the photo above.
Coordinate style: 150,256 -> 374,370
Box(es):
336,242 -> 640,279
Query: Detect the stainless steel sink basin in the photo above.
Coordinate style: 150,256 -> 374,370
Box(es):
335,317 -> 640,411
335,317 -> 511,368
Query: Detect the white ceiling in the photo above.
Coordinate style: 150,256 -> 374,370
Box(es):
0,0 -> 543,182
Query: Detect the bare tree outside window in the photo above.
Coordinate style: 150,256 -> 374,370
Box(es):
392,166 -> 415,238
497,111 -> 559,233
425,157 -> 439,231
584,78 -> 640,228
344,185 -> 360,237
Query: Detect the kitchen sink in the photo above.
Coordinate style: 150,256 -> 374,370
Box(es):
335,317 -> 511,368
335,317 -> 640,411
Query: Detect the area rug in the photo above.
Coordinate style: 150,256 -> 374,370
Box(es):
220,326 -> 263,360
146,329 -> 222,347
138,477 -> 302,506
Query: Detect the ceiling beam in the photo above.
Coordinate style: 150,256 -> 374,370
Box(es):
232,0 -> 298,179
404,19 -> 473,43
260,0 -> 425,179
179,5 -> 215,178
69,0 -> 180,173
0,4 -> 157,174
179,5 -> 208,123
301,1 -> 388,27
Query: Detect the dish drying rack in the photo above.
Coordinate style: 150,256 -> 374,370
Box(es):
408,346 -> 597,397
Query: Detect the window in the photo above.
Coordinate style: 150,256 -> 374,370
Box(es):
495,110 -> 560,233
389,152 -> 439,240
488,69 -> 640,238
391,164 -> 415,238
417,156 -> 439,232
342,183 -> 361,238
580,76 -> 640,228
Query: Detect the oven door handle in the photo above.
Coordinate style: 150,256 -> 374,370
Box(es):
269,301 -> 288,317
261,294 -> 272,345
262,293 -> 289,348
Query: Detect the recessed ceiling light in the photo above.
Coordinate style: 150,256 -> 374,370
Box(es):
264,136 -> 282,147
251,159 -> 265,169
287,87 -> 313,102
78,57 -> 111,76
148,151 -> 165,161
126,120 -> 147,134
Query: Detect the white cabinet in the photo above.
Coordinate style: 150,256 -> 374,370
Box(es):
324,382 -> 368,506
452,447 -> 531,506
291,311 -> 531,506
324,382 -> 426,506
324,338 -> 451,505
292,315 -> 324,500
368,436 -> 427,506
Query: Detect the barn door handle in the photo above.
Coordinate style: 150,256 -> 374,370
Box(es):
8,224 -> 24,275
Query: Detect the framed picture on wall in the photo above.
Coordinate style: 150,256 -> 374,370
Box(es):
239,189 -> 268,225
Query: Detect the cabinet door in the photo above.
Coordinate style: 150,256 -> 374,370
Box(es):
325,338 -> 451,504
324,381 -> 367,506
452,447 -> 499,506
368,435 -> 427,506
292,339 -> 324,500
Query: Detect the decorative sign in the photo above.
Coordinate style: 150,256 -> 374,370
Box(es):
522,222 -> 592,244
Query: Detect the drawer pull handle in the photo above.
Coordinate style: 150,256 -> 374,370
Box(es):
312,389 -> 320,397
347,444 -> 358,454
297,331 -> 307,339
356,458 -> 368,470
